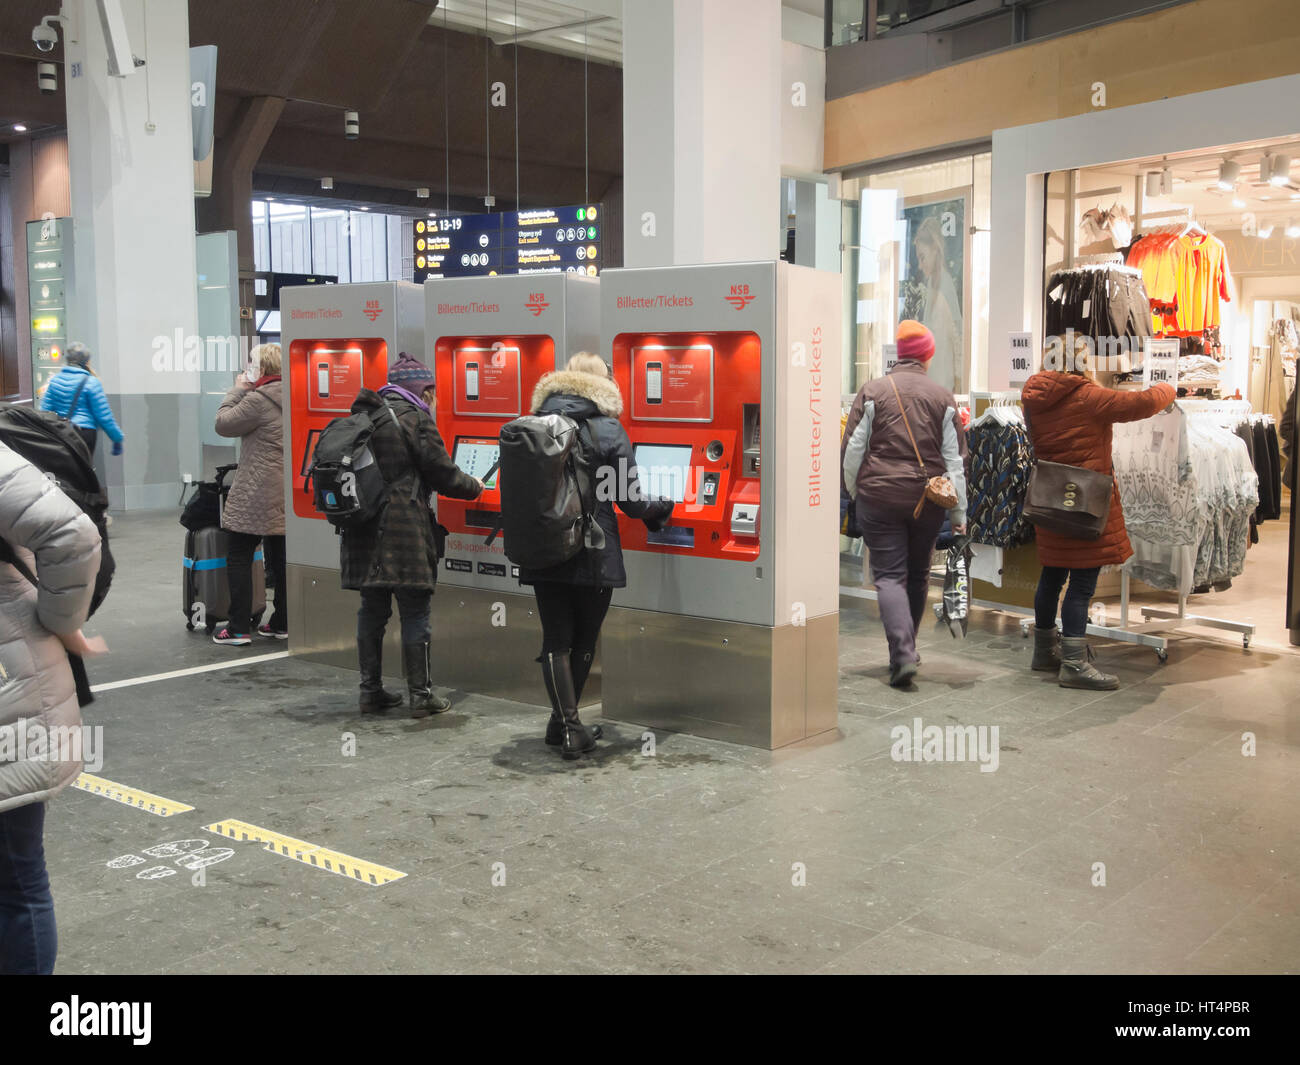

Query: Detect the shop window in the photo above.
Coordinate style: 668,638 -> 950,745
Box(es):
846,150 -> 990,397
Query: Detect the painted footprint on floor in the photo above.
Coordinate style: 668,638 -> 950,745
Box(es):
107,838 -> 236,878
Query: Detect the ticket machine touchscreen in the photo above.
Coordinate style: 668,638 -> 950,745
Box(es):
453,437 -> 500,489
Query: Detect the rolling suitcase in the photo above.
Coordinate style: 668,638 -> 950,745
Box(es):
183,526 -> 266,633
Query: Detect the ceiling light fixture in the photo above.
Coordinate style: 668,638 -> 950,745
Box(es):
321,176 -> 334,190
416,187 -> 430,199
12,123 -> 27,132
1217,159 -> 1240,190
1145,171 -> 1161,197
1271,154 -> 1292,187
1287,218 -> 1300,238
1232,197 -> 1246,208
1160,168 -> 1173,196
344,111 -> 359,140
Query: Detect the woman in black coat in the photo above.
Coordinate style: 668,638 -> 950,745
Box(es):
519,353 -> 674,759
340,354 -> 482,716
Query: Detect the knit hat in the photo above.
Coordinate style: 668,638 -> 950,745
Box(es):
895,320 -> 935,362
388,352 -> 435,390
64,342 -> 92,369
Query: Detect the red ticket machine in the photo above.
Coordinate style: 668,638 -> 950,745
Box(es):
611,333 -> 762,562
425,273 -> 601,702
600,262 -> 842,749
281,281 -> 425,669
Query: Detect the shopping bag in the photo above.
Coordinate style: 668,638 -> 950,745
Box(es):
933,535 -> 972,638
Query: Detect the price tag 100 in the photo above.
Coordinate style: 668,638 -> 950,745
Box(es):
1008,332 -> 1034,388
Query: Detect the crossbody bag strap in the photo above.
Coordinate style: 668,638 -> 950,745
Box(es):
66,374 -> 90,421
888,374 -> 928,479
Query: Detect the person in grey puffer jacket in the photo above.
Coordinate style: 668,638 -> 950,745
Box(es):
0,441 -> 103,975
213,342 -> 285,645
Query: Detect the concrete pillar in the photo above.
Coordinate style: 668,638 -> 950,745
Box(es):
64,0 -> 201,508
622,0 -> 783,267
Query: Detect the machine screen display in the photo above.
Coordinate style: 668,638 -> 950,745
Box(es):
634,444 -> 693,504
454,437 -> 500,488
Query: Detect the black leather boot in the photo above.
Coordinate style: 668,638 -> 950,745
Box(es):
541,651 -> 597,759
404,641 -> 451,717
358,636 -> 403,712
544,649 -> 603,746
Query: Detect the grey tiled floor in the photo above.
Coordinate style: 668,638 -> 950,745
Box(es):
44,512 -> 1300,974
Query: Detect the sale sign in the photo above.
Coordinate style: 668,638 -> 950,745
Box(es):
1142,338 -> 1179,389
453,344 -> 522,416
1008,332 -> 1034,388
631,345 -> 714,421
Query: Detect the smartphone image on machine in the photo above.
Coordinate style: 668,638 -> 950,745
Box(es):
646,361 -> 662,404
465,361 -> 480,402
316,362 -> 330,399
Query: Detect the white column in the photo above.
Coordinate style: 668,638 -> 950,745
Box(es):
65,0 -> 201,508
622,0 -> 783,267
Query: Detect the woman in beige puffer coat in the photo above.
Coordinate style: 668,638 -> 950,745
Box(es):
213,343 -> 285,645
0,440 -> 103,974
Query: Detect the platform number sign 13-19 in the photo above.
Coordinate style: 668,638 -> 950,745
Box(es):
1008,332 -> 1033,388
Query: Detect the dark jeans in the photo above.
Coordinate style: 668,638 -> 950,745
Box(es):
532,582 -> 613,657
226,532 -> 286,635
75,426 -> 97,458
358,587 -> 432,646
857,498 -> 945,668
1035,565 -> 1101,638
0,802 -> 56,975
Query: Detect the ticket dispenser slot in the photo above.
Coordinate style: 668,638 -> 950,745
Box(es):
612,331 -> 761,561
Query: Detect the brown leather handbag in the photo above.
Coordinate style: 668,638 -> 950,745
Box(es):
888,376 -> 959,518
1022,461 -> 1113,540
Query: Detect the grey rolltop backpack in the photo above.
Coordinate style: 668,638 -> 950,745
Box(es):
494,412 -> 603,569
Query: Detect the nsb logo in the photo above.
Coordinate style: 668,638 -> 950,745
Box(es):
725,284 -> 754,310
525,292 -> 550,317
362,299 -> 384,322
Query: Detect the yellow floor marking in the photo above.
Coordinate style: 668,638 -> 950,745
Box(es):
71,773 -> 196,817
204,819 -> 407,887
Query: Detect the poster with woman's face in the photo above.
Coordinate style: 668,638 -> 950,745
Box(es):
899,193 -> 968,391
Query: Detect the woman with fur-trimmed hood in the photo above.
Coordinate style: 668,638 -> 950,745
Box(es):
519,353 -> 674,759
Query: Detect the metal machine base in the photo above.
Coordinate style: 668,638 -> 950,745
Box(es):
600,606 -> 838,750
285,565 -> 599,708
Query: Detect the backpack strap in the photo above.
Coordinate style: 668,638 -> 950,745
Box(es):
0,537 -> 41,590
380,398 -> 424,502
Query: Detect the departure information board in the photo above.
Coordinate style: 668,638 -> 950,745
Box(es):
413,204 -> 601,283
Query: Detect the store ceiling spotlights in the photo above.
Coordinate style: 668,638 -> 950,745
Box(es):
1217,159 -> 1240,190
321,176 -> 333,190
12,123 -> 26,132
1287,219 -> 1300,238
1270,154 -> 1292,187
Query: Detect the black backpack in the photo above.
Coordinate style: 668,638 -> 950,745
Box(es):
178,463 -> 238,531
493,412 -> 602,569
0,403 -> 115,616
309,400 -> 410,529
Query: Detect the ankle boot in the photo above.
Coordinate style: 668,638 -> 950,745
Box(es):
1031,625 -> 1062,672
1058,636 -> 1119,691
358,636 -> 403,712
545,650 -> 603,746
541,651 -> 597,759
404,641 -> 451,717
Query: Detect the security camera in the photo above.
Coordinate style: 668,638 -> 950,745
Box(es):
32,17 -> 60,53
37,61 -> 57,94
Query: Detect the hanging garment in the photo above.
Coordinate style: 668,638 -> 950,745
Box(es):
966,418 -> 1036,548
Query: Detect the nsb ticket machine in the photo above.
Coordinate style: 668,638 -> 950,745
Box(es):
599,261 -> 841,749
427,272 -> 600,702
281,281 -> 425,669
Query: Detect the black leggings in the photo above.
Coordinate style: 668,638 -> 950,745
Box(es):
532,582 -> 613,657
1035,565 -> 1101,638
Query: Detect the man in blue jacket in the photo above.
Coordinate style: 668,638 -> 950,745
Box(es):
39,343 -> 124,458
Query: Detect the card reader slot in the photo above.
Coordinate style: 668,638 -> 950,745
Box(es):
465,509 -> 500,529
